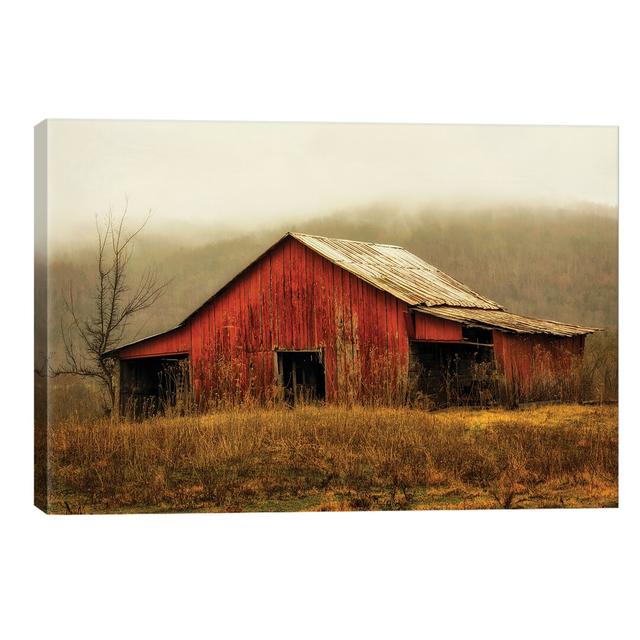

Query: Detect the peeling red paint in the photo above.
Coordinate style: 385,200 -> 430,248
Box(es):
493,331 -> 585,393
414,314 -> 462,341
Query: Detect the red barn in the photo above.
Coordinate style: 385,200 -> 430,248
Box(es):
105,232 -> 597,414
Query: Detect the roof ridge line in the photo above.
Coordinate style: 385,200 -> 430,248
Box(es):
289,231 -> 404,249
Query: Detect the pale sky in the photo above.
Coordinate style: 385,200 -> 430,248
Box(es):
46,120 -> 618,247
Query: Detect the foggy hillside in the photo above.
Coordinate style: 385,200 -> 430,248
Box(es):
47,204 -> 617,366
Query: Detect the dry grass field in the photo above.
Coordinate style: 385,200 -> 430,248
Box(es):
46,404 -> 617,514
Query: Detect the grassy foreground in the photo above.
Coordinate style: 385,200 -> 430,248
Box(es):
47,404 -> 618,513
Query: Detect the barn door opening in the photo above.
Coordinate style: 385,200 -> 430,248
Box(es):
409,341 -> 495,406
276,350 -> 325,405
120,354 -> 190,418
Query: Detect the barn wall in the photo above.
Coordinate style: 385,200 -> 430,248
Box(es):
187,235 -> 410,403
493,331 -> 585,396
414,314 -> 463,341
118,325 -> 191,359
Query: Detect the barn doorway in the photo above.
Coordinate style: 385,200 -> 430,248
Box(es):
276,350 -> 325,405
120,354 -> 190,418
409,339 -> 495,406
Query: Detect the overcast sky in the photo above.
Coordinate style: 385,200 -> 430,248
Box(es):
47,120 -> 618,247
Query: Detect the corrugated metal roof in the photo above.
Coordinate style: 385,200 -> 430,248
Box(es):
415,306 -> 598,337
291,232 -> 501,309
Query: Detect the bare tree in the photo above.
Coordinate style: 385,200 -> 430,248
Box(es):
51,203 -> 169,413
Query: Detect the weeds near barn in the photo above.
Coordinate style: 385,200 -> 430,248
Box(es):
47,404 -> 617,513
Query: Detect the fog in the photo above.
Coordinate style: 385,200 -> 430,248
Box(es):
46,120 -> 618,252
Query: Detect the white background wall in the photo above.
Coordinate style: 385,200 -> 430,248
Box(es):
0,2 -> 637,639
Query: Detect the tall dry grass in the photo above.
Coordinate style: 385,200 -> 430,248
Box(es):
48,404 -> 617,513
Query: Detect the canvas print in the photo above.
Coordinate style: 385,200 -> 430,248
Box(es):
34,121 -> 618,514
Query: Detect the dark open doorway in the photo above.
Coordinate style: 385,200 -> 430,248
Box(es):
276,350 -> 325,405
120,354 -> 190,418
409,341 -> 495,406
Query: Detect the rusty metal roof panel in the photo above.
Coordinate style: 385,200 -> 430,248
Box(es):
291,232 -> 502,309
414,306 -> 599,337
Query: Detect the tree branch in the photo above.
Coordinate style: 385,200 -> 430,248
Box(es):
52,204 -> 169,414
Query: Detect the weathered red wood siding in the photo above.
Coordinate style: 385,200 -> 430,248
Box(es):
493,331 -> 585,394
127,235 -> 410,403
118,325 -> 191,359
414,314 -> 463,341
